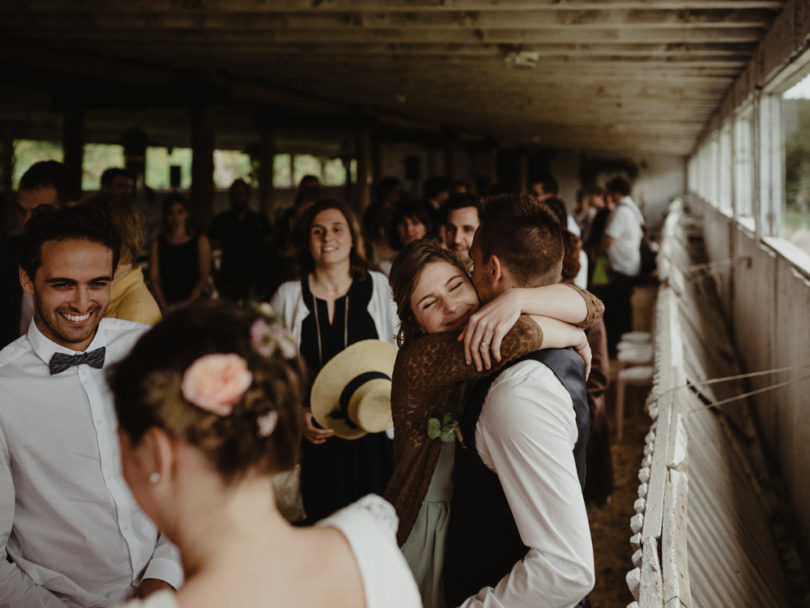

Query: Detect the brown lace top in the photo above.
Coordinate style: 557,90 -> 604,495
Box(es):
383,285 -> 604,544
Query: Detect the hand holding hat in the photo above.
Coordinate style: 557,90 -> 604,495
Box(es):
310,340 -> 398,440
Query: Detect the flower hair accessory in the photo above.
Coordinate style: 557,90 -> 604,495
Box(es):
256,411 -> 278,438
181,354 -> 253,416
250,302 -> 298,360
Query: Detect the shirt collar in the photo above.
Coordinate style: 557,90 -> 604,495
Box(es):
27,317 -> 109,369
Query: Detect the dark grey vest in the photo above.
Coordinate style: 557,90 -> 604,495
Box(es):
443,347 -> 590,607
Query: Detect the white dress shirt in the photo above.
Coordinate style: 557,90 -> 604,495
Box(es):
459,360 -> 595,608
0,318 -> 183,608
605,196 -> 644,277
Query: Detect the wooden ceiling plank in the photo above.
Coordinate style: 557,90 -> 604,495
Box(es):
7,0 -> 787,12
0,8 -> 778,30
3,26 -> 766,44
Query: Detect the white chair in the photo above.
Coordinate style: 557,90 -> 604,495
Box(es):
615,365 -> 654,442
619,331 -> 651,344
614,341 -> 654,442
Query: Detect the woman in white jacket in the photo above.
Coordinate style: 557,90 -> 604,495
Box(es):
271,198 -> 399,522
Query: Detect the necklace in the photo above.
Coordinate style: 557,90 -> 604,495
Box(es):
311,289 -> 349,369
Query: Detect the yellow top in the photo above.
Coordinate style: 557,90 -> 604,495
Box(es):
106,266 -> 162,326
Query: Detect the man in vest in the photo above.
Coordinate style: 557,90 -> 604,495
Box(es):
444,194 -> 595,608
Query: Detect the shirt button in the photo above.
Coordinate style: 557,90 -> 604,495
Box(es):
123,524 -> 129,531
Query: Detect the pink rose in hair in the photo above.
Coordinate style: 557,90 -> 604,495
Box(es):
181,354 -> 253,416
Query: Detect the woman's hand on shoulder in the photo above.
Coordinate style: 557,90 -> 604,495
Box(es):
574,333 -> 592,380
458,288 -> 524,371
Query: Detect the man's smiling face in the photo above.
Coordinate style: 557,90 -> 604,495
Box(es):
21,238 -> 113,352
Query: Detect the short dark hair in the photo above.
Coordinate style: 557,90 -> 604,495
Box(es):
389,238 -> 470,345
19,160 -> 74,204
100,167 -> 131,189
110,301 -> 306,484
392,200 -> 433,249
297,175 -> 320,191
293,186 -> 323,209
544,197 -> 568,227
293,198 -> 369,281
229,178 -> 251,193
20,205 -> 121,279
476,194 -> 563,286
605,176 -> 632,197
423,176 -> 449,201
531,176 -> 558,197
442,192 -> 481,226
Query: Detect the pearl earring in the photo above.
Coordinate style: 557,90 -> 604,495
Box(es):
149,472 -> 161,484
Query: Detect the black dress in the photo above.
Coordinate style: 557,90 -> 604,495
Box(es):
298,275 -> 395,522
157,234 -> 200,305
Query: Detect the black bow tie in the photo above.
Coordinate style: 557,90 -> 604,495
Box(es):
48,347 -> 106,375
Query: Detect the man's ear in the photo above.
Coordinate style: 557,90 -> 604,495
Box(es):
488,254 -> 504,285
19,266 -> 34,295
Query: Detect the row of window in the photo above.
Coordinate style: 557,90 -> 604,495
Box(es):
688,51 -> 810,260
12,141 -> 353,192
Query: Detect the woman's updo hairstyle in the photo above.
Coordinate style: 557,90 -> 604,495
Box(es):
389,238 -> 471,345
110,301 -> 305,483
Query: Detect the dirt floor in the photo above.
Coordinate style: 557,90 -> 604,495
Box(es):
586,284 -> 657,608
586,391 -> 650,607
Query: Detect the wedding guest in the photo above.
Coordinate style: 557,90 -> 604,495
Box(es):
149,193 -> 211,310
271,199 -> 398,522
110,302 -> 420,608
82,192 -> 161,325
0,205 -> 181,607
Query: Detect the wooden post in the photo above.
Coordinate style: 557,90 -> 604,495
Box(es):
62,108 -> 84,200
343,156 -> 353,204
372,137 -> 383,188
489,146 -> 499,189
258,129 -> 275,223
355,127 -> 372,212
0,127 -> 13,236
519,150 -> 528,195
443,127 -> 456,179
190,104 -> 215,231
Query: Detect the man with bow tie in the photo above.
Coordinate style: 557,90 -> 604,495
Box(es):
0,205 -> 182,607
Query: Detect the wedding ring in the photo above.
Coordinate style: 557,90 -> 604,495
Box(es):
480,342 -> 490,349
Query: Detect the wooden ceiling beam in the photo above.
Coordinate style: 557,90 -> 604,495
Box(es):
3,27 -> 765,45
7,0 -> 786,12
115,42 -> 756,58
0,9 -> 777,30
118,46 -> 750,67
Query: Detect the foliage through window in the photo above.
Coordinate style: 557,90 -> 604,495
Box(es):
783,73 -> 810,252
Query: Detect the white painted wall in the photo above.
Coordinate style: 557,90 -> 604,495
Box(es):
695,197 -> 810,553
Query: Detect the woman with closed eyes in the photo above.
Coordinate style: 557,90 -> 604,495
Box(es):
384,239 -> 603,608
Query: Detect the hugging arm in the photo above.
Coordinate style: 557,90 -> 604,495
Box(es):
461,283 -> 603,369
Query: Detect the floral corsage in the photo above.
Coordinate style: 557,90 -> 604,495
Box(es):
427,413 -> 465,447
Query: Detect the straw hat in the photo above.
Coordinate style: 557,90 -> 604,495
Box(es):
310,339 -> 398,440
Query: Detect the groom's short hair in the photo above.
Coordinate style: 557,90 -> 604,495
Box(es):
476,194 -> 564,286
